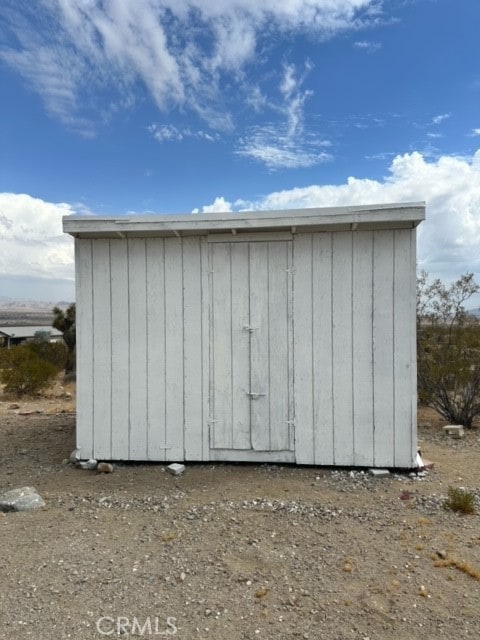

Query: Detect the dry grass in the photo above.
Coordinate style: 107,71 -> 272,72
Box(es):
433,557 -> 480,581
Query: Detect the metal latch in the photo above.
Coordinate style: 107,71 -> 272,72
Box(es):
247,391 -> 266,399
243,325 -> 259,332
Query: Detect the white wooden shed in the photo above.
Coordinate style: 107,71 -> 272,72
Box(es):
63,202 -> 425,468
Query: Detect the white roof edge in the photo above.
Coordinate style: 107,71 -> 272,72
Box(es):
63,202 -> 425,235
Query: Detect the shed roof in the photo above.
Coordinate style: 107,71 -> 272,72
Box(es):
63,202 -> 425,239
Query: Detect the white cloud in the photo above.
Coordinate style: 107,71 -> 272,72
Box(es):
237,126 -> 332,169
0,193 -> 74,283
237,63 -> 332,169
432,113 -> 450,125
197,150 -> 480,284
0,1 -> 380,131
470,128 -> 480,137
192,197 -> 233,214
148,124 -> 219,143
353,40 -> 382,52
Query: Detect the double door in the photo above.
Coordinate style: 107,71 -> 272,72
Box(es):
209,239 -> 294,452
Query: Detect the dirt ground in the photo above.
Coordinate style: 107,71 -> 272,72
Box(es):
1,382 -> 480,640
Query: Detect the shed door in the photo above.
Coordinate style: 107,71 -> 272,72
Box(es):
209,240 -> 293,451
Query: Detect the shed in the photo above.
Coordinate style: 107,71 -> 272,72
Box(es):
63,202 -> 425,468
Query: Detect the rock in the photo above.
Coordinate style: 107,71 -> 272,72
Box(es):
368,468 -> 390,477
79,459 -> 98,470
443,425 -> 465,438
69,448 -> 81,463
97,462 -> 114,473
0,486 -> 46,512
8,403 -> 20,410
167,463 -> 186,476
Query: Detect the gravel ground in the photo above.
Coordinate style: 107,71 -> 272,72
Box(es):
1,390 -> 480,640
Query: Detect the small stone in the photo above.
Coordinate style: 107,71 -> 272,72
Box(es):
79,459 -> 98,470
167,463 -> 186,476
97,462 -> 114,473
69,448 -> 81,464
0,487 -> 46,512
368,468 -> 390,477
8,403 -> 20,410
436,549 -> 447,559
443,425 -> 465,438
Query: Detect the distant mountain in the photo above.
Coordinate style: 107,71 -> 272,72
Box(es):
0,299 -> 73,313
468,308 -> 480,318
0,301 -> 72,326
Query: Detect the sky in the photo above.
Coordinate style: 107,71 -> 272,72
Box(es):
1,0 -> 480,302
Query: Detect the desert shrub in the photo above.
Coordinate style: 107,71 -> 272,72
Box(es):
0,346 -> 58,396
417,272 -> 480,427
28,340 -> 68,371
444,486 -> 476,515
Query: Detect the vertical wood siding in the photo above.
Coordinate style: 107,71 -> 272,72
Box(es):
294,228 -> 416,467
209,240 -> 293,452
76,227 -> 416,467
76,236 -> 206,461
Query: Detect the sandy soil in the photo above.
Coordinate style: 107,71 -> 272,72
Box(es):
1,383 -> 480,640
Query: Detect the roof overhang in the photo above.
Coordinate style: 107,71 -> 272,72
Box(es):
63,202 -> 425,239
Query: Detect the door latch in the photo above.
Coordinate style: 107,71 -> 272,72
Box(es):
243,325 -> 259,332
247,391 -> 266,399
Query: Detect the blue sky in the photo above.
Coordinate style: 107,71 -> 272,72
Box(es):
1,0 -> 480,301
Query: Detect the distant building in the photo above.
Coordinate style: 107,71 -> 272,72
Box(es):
0,326 -> 64,348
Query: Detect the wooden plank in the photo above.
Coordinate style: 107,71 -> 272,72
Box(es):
410,230 -> 418,464
332,232 -> 354,465
312,233 -> 334,465
268,242 -> 290,451
183,237 -> 204,460
207,232 -> 292,243
352,231 -> 374,466
373,230 -> 395,466
393,229 -> 415,467
210,449 -> 295,463
145,238 -> 166,461
91,239 -> 112,459
286,241 -> 295,452
200,238 -> 210,460
75,239 -> 94,459
110,240 -> 130,459
128,239 -> 148,459
230,243 -> 251,449
164,238 -> 185,459
293,234 -> 314,464
249,242 -> 270,450
210,243 -> 233,449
